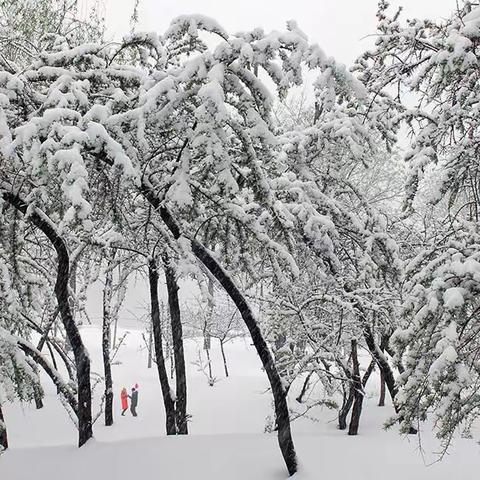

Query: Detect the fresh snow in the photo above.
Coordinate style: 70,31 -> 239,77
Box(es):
1,326 -> 478,480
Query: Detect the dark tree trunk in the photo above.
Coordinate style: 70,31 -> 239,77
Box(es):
37,308 -> 59,353
149,259 -> 176,435
191,238 -> 296,474
139,198 -> 297,476
33,378 -> 44,409
338,384 -> 354,430
137,184 -> 297,474
363,324 -> 417,434
102,253 -> 115,427
0,404 -> 8,451
362,359 -> 376,388
363,326 -> 398,404
205,346 -> 214,386
296,371 -> 313,404
163,255 -> 188,435
45,341 -> 58,370
379,369 -> 386,407
3,192 -> 93,447
219,339 -> 229,378
147,321 -> 153,369
348,339 -> 364,436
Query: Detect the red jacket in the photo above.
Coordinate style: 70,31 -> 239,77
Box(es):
121,389 -> 128,409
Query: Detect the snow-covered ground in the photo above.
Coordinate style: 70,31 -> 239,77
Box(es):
1,326 -> 479,479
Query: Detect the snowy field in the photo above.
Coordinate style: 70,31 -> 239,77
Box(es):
1,326 -> 479,480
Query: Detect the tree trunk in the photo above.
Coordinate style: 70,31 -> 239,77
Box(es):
219,339 -> 229,378
296,371 -> 313,404
3,192 -> 93,447
33,379 -> 44,409
45,341 -> 58,370
149,258 -> 176,435
112,314 -> 118,350
348,339 -> 364,436
31,362 -> 44,409
379,369 -> 386,407
0,404 -> 8,451
148,202 -> 297,475
37,308 -> 59,353
147,320 -> 153,369
363,324 -> 417,434
139,186 -> 297,475
205,346 -> 214,386
163,255 -> 188,435
338,384 -> 354,430
102,252 -> 115,427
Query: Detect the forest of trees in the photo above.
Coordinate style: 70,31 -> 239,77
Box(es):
1,0 -> 480,476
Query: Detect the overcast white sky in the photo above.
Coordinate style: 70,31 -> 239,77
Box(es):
102,0 -> 455,66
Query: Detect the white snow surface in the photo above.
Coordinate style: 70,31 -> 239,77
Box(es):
1,326 -> 479,480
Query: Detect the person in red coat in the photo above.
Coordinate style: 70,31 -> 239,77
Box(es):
120,387 -> 129,416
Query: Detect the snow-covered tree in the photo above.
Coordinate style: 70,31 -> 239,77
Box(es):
354,0 -> 480,447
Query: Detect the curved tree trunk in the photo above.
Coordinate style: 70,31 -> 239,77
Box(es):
191,239 -> 296,474
149,258 -> 176,435
296,371 -> 313,404
3,192 -> 93,447
140,191 -> 297,475
27,314 -> 76,383
17,339 -> 78,413
363,325 -> 417,434
0,403 -> 8,451
163,255 -> 188,434
363,326 -> 398,404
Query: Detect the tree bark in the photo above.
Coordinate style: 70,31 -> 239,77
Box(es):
149,258 -> 177,435
3,192 -> 92,447
338,384 -> 354,430
147,321 -> 153,369
363,324 -> 416,434
379,369 -> 386,407
37,308 -> 59,353
219,339 -> 229,378
163,254 -> 188,434
102,252 -> 115,427
139,193 -> 297,475
296,371 -> 313,404
348,339 -> 364,436
33,373 -> 44,409
363,326 -> 398,405
0,403 -> 8,451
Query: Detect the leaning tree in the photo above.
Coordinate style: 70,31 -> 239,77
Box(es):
0,14 -> 393,474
